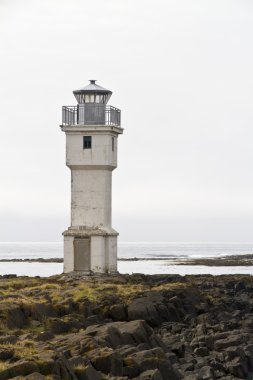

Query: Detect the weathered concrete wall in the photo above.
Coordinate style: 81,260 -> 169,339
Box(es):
90,236 -> 106,273
63,236 -> 74,273
71,169 -> 112,228
66,132 -> 118,169
105,236 -> 117,273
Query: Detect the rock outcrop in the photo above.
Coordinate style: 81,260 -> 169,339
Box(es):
0,274 -> 252,379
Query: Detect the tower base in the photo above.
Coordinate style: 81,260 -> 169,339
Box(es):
63,227 -> 118,274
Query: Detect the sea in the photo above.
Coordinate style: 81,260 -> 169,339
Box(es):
0,242 -> 253,277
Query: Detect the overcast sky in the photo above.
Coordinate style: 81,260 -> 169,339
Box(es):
0,0 -> 253,242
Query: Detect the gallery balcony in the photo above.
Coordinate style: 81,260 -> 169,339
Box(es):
62,105 -> 121,127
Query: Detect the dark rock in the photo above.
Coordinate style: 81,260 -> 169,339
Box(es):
46,317 -> 80,334
128,294 -> 181,326
0,348 -> 14,360
84,320 -> 163,349
194,347 -> 209,357
224,346 -> 246,361
180,362 -> 195,372
209,360 -> 226,372
0,303 -> 25,329
0,335 -> 18,345
127,347 -> 181,380
26,373 -> 46,380
3,273 -> 253,380
79,335 -> 100,354
135,369 -> 163,380
34,332 -> 54,342
30,320 -> 41,327
170,342 -> 185,358
122,356 -> 140,378
197,365 -> 215,379
214,334 -> 244,350
184,375 -> 198,380
217,312 -> 233,322
87,347 -> 123,376
226,357 -> 249,378
171,323 -> 186,334
83,315 -> 100,327
109,304 -> 127,321
69,356 -> 88,367
28,302 -> 57,321
74,365 -> 101,380
2,274 -> 17,279
3,361 -> 39,379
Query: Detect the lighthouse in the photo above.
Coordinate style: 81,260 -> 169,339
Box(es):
61,80 -> 123,274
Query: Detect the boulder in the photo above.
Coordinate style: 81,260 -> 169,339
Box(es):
109,304 -> 127,321
0,361 -> 39,380
74,365 -> 101,380
79,335 -> 100,354
126,347 -> 181,380
226,357 -> 249,378
194,347 -> 209,357
214,335 -> 244,350
0,335 -> 18,345
87,347 -> 123,376
135,369 -> 163,380
127,294 -> 181,326
34,332 -> 54,342
197,366 -> 215,380
170,342 -> 185,358
46,317 -> 81,334
26,374 -> 46,380
0,348 -> 14,360
0,303 -> 25,329
84,320 -> 163,349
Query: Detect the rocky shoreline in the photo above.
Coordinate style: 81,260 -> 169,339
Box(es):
1,254 -> 253,266
0,273 -> 253,379
167,254 -> 253,267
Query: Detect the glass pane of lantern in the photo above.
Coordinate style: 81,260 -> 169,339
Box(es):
104,93 -> 111,104
90,94 -> 94,103
85,94 -> 90,103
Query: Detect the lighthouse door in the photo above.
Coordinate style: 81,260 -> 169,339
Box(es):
74,238 -> 90,271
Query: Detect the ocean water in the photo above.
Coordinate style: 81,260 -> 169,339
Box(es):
0,242 -> 253,277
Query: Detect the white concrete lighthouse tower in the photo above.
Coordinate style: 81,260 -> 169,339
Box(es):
61,80 -> 123,274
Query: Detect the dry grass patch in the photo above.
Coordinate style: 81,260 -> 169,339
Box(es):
151,282 -> 190,292
0,362 -> 9,371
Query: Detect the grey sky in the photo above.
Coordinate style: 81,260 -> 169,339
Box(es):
0,0 -> 253,242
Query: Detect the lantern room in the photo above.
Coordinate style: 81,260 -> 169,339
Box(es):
73,80 -> 112,104
62,80 -> 120,126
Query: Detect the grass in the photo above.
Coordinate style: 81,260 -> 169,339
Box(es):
0,276 -> 190,312
0,341 -> 38,361
0,362 -> 9,371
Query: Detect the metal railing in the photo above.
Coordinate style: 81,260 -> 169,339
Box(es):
62,105 -> 121,126
105,106 -> 121,126
62,106 -> 78,125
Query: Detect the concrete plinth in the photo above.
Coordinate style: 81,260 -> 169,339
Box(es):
63,228 -> 118,274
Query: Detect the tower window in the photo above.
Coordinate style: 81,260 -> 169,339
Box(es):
83,136 -> 92,149
112,137 -> 114,152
